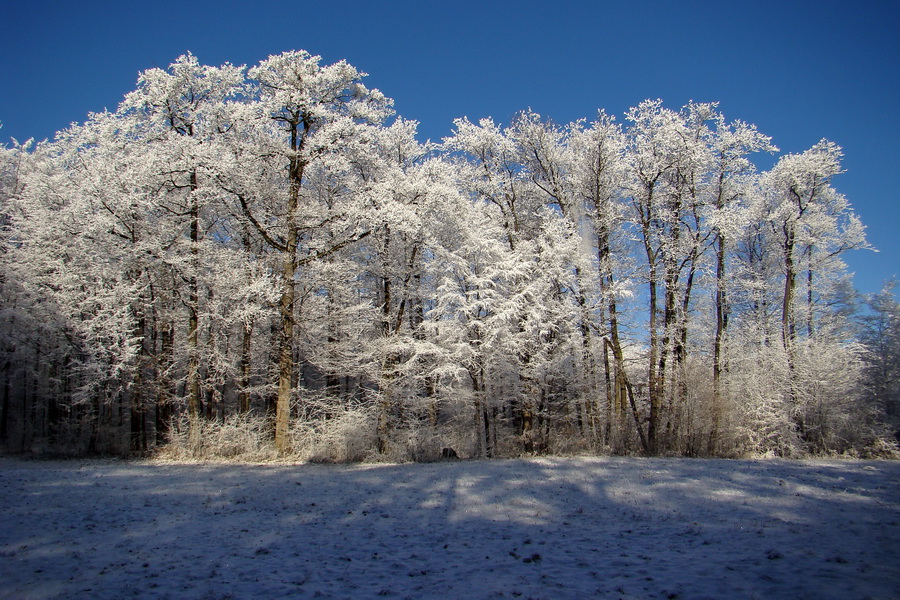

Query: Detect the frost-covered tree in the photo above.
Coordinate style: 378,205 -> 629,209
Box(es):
10,116 -> 159,452
758,140 -> 867,353
700,109 -> 776,452
219,51 -> 393,453
623,100 -> 717,454
859,282 -> 900,435
444,114 -> 593,455
119,53 -> 245,445
718,141 -> 870,453
566,111 -> 641,450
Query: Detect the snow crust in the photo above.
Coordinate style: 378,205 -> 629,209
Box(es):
1,456 -> 898,599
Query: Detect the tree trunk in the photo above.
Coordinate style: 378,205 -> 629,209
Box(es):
782,232 -> 796,352
806,250 -> 814,337
710,234 -> 727,454
782,231 -> 798,409
273,131 -> 303,455
187,170 -> 201,450
274,223 -> 298,454
238,230 -> 256,414
647,264 -> 661,455
154,320 -> 170,445
239,320 -> 253,413
131,315 -> 147,453
570,265 -> 598,443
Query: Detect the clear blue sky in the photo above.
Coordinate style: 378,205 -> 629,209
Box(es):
2,0 -> 898,297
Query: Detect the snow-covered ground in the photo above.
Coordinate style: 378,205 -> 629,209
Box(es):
1,456 -> 898,600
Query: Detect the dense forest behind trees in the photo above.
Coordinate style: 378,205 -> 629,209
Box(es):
1,51 -> 897,459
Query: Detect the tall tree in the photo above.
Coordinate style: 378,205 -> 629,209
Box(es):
624,100 -> 703,454
701,109 -> 775,452
119,52 -> 244,448
758,141 -> 867,363
221,51 -> 393,453
569,112 -> 640,450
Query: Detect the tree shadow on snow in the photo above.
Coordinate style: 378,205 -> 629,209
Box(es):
1,457 -> 898,599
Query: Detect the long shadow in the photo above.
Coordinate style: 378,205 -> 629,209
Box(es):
1,457 -> 898,599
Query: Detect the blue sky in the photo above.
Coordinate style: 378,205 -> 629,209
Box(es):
2,0 -> 898,297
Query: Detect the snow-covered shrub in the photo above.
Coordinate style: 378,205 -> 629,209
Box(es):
853,437 -> 900,459
728,342 -> 799,457
290,403 -> 379,463
725,335 -> 879,457
157,413 -> 276,461
400,426 -> 445,462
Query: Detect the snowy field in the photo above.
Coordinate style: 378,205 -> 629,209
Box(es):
1,456 -> 898,600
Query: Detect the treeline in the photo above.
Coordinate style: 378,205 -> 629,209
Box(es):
1,51 -> 897,460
